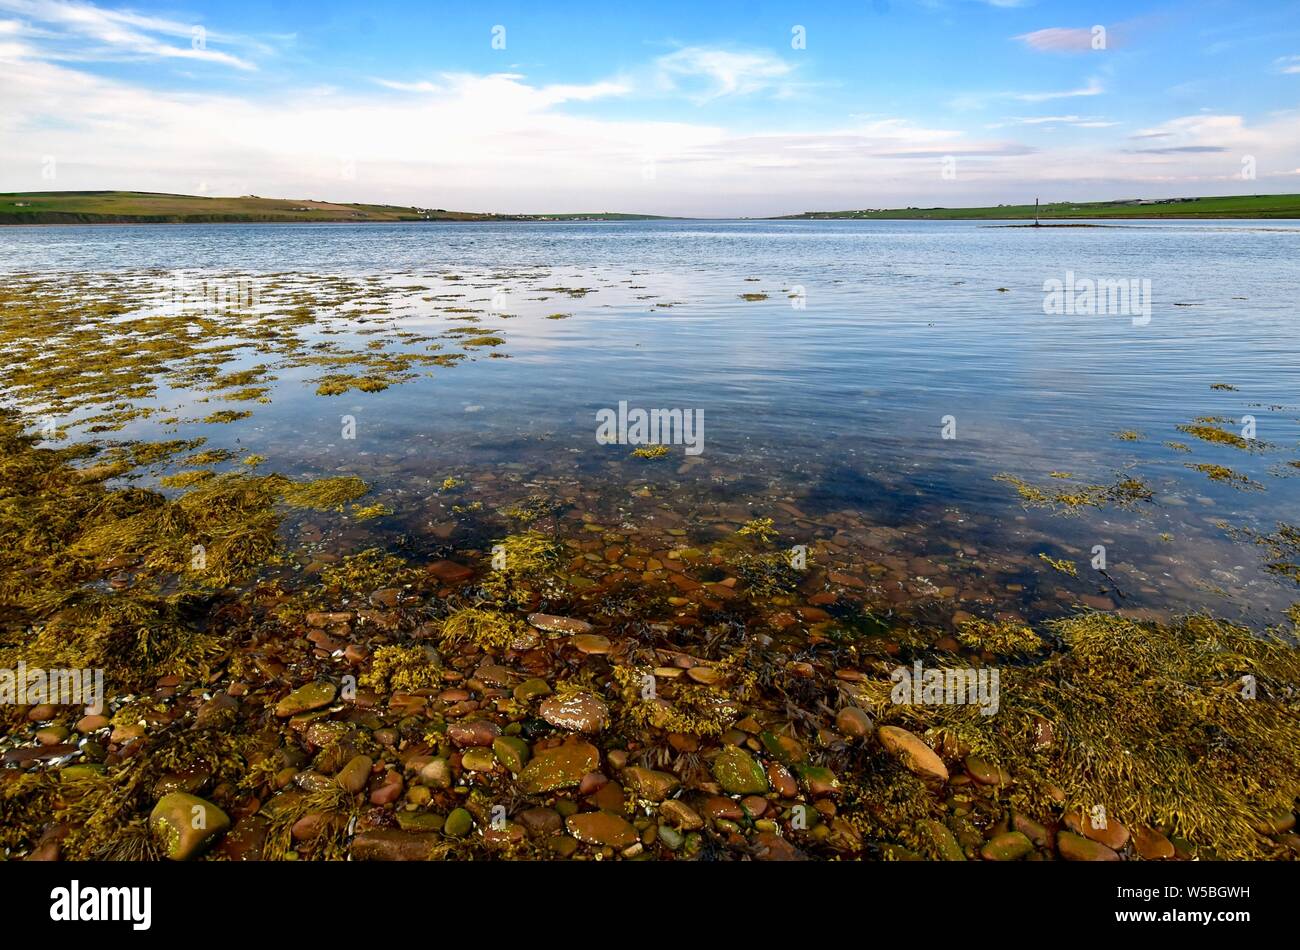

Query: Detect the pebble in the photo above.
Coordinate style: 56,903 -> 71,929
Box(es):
877,726 -> 949,782
916,819 -> 966,861
566,812 -> 638,848
150,793 -> 230,860
752,832 -> 808,861
517,807 -> 563,837
1133,826 -> 1175,860
35,725 -> 70,746
621,766 -> 680,801
1065,810 -> 1130,851
981,830 -> 1034,861
527,613 -> 593,635
965,755 -> 1012,787
539,692 -> 609,732
767,761 -> 799,798
448,719 -> 501,747
335,755 -> 372,794
426,560 -> 474,583
492,736 -> 531,773
443,808 -> 474,838
1057,830 -> 1119,861
572,634 -> 612,655
519,741 -> 601,793
835,706 -> 873,739
798,765 -> 840,797
513,678 -> 552,702
275,681 -> 337,717
75,714 -> 110,733
711,746 -> 769,794
460,748 -> 498,771
351,829 -> 442,860
369,770 -> 403,805
26,704 -> 57,721
658,799 -> 704,830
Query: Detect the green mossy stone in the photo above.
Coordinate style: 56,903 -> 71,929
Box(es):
711,746 -> 769,794
275,681 -> 337,717
518,741 -> 600,793
916,819 -> 966,861
444,807 -> 474,838
981,830 -> 1034,861
150,792 -> 231,860
492,736 -> 531,773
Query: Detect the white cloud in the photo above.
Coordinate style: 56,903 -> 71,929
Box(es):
652,46 -> 798,102
0,0 -> 273,69
1277,55 -> 1300,74
1014,78 -> 1104,101
989,115 -> 1119,128
1015,27 -> 1098,52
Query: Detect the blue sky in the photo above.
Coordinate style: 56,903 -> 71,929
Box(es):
1,0 -> 1298,215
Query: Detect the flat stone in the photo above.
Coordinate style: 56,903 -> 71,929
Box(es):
275,681 -> 336,717
1133,826 -> 1175,860
981,830 -> 1034,861
513,678 -> 552,702
797,765 -> 839,797
877,726 -> 948,782
621,766 -> 680,801
427,560 -> 474,583
572,634 -> 611,654
965,755 -> 1012,787
460,747 -> 498,771
517,807 -> 563,837
1066,810 -> 1131,851
539,692 -> 609,732
1058,830 -> 1119,861
566,812 -> 637,848
659,799 -> 704,830
394,812 -> 444,833
752,832 -> 808,861
2,744 -> 77,766
527,613 -> 593,635
75,714 -> 110,733
519,741 -> 601,793
448,719 -> 501,747
352,829 -> 442,860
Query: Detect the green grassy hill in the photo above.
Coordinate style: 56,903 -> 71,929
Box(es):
779,194 -> 1300,220
0,191 -> 669,225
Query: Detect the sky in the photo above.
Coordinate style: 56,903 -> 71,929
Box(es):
1,0 -> 1298,216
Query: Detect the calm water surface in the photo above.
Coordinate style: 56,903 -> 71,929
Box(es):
3,219 -> 1298,628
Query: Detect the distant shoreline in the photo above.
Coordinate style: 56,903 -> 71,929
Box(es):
4,190 -> 1300,226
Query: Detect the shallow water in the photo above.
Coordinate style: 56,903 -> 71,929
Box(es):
3,218 -> 1298,629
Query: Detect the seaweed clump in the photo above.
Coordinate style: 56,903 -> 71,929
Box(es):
853,611 -> 1300,859
953,618 -> 1042,655
360,645 -> 441,692
439,607 -> 527,651
480,531 -> 564,606
994,472 -> 1153,513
